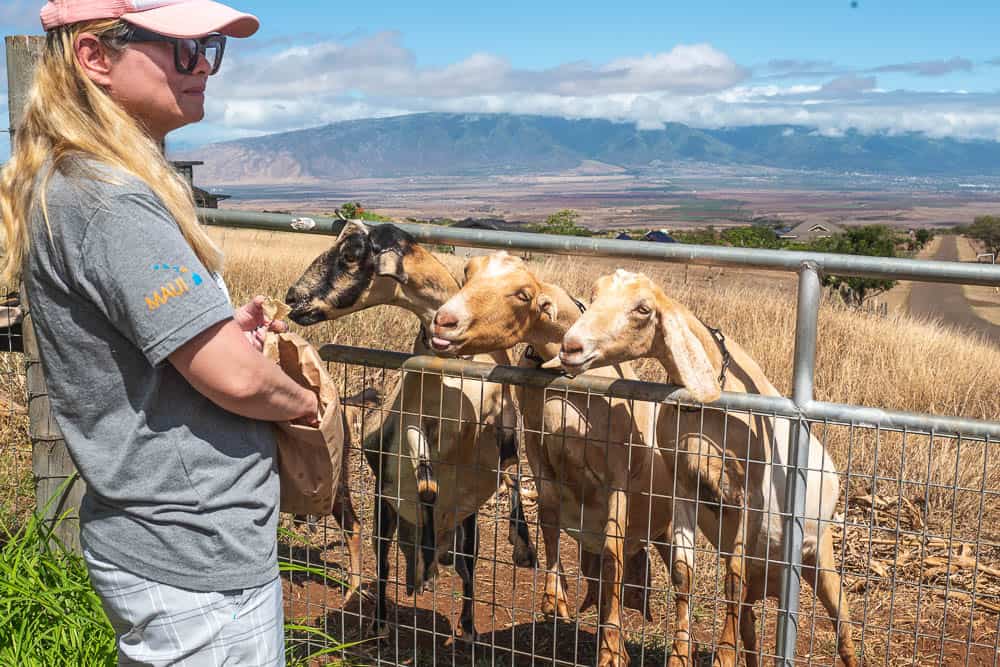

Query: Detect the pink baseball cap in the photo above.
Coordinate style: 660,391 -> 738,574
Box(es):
40,0 -> 260,39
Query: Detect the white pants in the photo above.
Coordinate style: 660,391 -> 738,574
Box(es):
83,546 -> 285,667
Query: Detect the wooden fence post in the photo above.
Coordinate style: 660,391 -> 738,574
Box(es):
6,35 -> 85,552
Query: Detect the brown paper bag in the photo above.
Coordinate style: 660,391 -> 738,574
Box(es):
263,331 -> 344,515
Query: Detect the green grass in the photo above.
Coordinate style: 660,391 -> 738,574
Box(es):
0,493 -> 362,666
0,507 -> 116,666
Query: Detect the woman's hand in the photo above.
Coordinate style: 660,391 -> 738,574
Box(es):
234,295 -> 288,351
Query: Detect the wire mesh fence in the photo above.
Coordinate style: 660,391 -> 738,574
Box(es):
272,347 -> 1000,666
0,287 -> 29,537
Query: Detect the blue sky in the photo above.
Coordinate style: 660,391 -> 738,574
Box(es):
4,0 -> 1000,157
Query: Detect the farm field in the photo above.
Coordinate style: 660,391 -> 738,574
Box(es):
217,171 -> 1000,233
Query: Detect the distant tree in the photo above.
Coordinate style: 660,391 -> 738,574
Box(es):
534,209 -> 591,236
968,216 -> 1000,256
672,226 -> 720,245
720,225 -> 781,249
339,201 -> 364,219
914,228 -> 933,248
812,225 -> 900,307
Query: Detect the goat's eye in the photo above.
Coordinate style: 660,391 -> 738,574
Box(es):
515,291 -> 532,303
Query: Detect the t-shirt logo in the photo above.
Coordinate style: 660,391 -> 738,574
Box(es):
145,264 -> 204,311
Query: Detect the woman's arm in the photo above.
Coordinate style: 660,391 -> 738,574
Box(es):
169,318 -> 318,423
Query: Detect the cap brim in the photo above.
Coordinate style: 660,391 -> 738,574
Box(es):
122,0 -> 259,39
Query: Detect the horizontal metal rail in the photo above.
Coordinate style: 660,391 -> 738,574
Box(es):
199,208 -> 1000,286
320,344 -> 1000,441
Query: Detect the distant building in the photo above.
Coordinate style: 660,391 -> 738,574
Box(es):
643,229 -> 677,243
452,218 -> 532,259
170,160 -> 230,209
778,221 -> 844,242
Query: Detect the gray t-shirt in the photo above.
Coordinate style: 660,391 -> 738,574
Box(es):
24,159 -> 279,591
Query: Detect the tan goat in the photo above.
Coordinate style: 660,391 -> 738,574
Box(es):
431,251 -> 673,667
285,223 -> 536,640
550,269 -> 858,667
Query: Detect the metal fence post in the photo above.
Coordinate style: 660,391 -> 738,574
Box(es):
775,261 -> 822,665
6,34 -> 85,552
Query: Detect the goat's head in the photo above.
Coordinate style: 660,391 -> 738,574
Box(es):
430,251 -> 556,355
556,269 -> 721,403
284,221 -> 414,326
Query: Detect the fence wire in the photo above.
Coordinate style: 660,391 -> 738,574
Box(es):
0,287 -> 28,537
272,353 -> 999,666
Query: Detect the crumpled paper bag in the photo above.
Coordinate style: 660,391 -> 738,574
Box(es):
263,325 -> 344,516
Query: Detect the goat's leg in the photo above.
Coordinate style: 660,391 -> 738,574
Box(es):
739,600 -> 759,667
668,502 -> 697,667
713,506 -> 748,667
810,530 -> 859,667
597,488 -> 629,667
499,422 -> 536,567
418,507 -> 437,592
498,395 -> 537,568
331,483 -> 365,603
525,434 -> 570,618
370,497 -> 398,638
453,512 -> 480,643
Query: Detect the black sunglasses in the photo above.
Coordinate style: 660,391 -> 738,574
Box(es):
121,26 -> 227,75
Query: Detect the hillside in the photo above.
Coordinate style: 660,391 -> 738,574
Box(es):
177,113 -> 1000,184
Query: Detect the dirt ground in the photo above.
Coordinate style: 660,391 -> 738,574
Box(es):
279,424 -> 1000,667
905,236 -> 1000,344
955,238 -> 1000,328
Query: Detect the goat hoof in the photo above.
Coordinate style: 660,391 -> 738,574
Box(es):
512,542 -> 537,568
598,647 -> 629,667
711,646 -> 738,667
342,584 -> 372,606
668,642 -> 692,667
542,595 -> 571,620
368,619 -> 390,640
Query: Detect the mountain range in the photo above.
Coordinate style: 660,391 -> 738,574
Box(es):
177,113 -> 1000,184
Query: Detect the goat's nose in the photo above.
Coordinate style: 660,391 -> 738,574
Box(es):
562,336 -> 584,356
284,286 -> 304,306
434,309 -> 458,330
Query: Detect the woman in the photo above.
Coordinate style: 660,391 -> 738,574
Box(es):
0,1 -> 315,664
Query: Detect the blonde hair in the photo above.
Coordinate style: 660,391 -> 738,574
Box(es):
0,19 -> 222,284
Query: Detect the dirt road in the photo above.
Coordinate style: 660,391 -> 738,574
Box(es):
906,235 -> 1000,344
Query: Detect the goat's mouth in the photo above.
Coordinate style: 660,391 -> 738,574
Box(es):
429,335 -> 464,353
558,350 -> 598,374
287,305 -> 327,326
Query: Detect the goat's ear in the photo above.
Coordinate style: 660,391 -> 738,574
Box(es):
657,304 -> 720,404
537,291 -> 558,322
336,220 -> 369,242
374,250 -> 408,284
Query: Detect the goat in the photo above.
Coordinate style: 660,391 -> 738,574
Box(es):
285,222 -> 536,641
430,251 -> 673,667
549,269 -> 858,667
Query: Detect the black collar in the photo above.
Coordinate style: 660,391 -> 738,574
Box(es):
699,319 -> 732,391
523,294 -> 587,367
677,319 -> 731,412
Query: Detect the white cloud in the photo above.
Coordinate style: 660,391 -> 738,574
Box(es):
170,34 -> 1000,146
